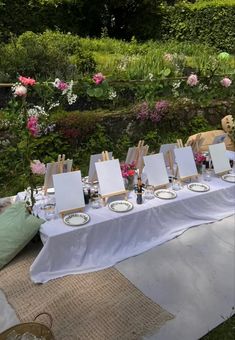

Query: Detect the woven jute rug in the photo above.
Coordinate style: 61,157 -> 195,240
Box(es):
0,244 -> 174,340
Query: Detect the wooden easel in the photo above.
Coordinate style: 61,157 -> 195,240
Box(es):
165,149 -> 174,175
44,154 -> 70,194
60,206 -> 84,219
134,140 -> 149,175
101,150 -> 112,161
176,139 -> 184,148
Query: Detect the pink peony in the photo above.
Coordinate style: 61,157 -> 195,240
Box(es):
220,77 -> 232,88
30,160 -> 46,175
27,116 -> 39,137
14,85 -> 27,97
92,72 -> 105,85
18,76 -> 36,86
187,74 -> 199,87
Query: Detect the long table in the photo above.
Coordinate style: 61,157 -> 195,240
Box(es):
30,177 -> 235,283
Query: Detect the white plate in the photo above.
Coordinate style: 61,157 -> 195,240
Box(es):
187,183 -> 210,192
154,189 -> 177,200
108,200 -> 133,213
222,174 -> 235,183
47,188 -> 55,194
63,213 -> 90,226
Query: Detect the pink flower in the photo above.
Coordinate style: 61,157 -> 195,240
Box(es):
18,76 -> 36,86
164,53 -> 173,62
57,81 -> 69,91
92,72 -> 105,85
187,74 -> 199,87
220,77 -> 232,88
194,152 -> 206,165
30,160 -> 46,175
27,116 -> 39,137
14,85 -> 27,97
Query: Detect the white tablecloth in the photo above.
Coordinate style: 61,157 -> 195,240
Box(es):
30,177 -> 235,283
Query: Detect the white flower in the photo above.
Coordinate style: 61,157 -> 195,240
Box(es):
14,85 -> 27,97
108,90 -> 117,100
53,78 -> 61,88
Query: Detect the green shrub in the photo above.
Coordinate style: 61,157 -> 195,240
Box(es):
0,31 -> 96,82
161,1 -> 235,53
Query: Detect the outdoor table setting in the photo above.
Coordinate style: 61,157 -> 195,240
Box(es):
16,171 -> 234,284
13,142 -> 235,283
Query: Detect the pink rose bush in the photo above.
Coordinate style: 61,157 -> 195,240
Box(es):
187,74 -> 199,87
220,77 -> 232,88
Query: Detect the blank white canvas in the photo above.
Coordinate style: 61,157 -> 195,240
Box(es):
209,143 -> 231,174
174,146 -> 198,178
44,159 -> 73,189
53,171 -> 85,213
95,159 -> 125,196
159,143 -> 177,166
88,152 -> 112,182
125,147 -> 136,164
143,153 -> 169,187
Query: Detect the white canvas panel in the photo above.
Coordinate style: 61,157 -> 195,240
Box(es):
209,143 -> 231,174
174,146 -> 198,178
88,152 -> 112,182
125,146 -> 137,164
95,159 -> 125,196
143,153 -> 169,187
53,170 -> 85,213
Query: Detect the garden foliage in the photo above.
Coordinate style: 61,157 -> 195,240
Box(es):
161,0 -> 235,53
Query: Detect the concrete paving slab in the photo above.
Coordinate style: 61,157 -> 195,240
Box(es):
116,215 -> 235,340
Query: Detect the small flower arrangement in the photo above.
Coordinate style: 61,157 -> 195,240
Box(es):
194,152 -> 206,165
120,161 -> 136,190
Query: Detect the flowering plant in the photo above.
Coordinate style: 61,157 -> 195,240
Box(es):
194,152 -> 206,165
120,161 -> 136,190
2,75 -> 77,211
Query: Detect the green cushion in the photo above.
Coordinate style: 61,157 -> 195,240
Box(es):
0,202 -> 44,269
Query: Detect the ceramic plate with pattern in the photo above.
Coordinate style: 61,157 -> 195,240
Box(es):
154,189 -> 177,200
187,183 -> 210,192
63,213 -> 90,226
222,174 -> 235,183
108,200 -> 133,213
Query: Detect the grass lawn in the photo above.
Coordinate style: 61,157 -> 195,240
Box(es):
200,314 -> 235,339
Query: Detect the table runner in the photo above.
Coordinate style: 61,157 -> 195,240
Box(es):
30,177 -> 235,283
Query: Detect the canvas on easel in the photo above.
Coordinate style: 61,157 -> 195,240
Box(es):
53,170 -> 85,216
159,143 -> 177,172
44,158 -> 73,191
174,146 -> 198,181
209,142 -> 231,175
95,159 -> 127,204
125,140 -> 149,174
143,153 -> 169,188
88,152 -> 112,183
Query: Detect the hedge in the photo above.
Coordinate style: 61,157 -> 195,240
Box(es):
161,1 -> 235,53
